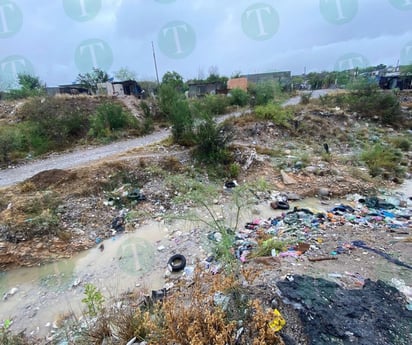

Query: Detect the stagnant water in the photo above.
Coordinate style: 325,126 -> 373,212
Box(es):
1,180 -> 411,338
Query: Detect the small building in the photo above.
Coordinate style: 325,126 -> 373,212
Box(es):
54,84 -> 89,95
97,80 -> 143,97
378,72 -> 412,90
227,77 -> 248,91
188,81 -> 226,98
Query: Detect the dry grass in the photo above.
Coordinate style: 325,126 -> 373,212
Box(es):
75,268 -> 285,344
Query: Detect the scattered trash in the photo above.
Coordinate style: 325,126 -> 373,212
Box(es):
214,292 -> 230,311
127,188 -> 146,201
3,287 -> 18,300
269,309 -> 286,332
111,215 -> 125,232
308,256 -> 338,262
224,180 -> 238,189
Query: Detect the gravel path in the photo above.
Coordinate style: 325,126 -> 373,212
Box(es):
0,129 -> 171,187
0,109 -> 250,188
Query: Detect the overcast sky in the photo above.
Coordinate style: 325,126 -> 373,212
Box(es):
1,0 -> 411,88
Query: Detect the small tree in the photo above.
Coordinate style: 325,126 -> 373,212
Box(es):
114,67 -> 137,81
5,73 -> 45,99
162,71 -> 184,91
76,68 -> 109,94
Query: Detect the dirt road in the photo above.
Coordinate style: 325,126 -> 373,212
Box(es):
0,109 -> 251,188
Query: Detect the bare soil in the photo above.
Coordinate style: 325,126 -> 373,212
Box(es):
0,95 -> 411,344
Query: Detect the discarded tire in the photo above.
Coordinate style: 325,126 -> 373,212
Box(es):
277,201 -> 290,210
167,254 -> 186,272
270,200 -> 290,210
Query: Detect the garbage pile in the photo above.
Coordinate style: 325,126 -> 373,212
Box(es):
229,194 -> 411,264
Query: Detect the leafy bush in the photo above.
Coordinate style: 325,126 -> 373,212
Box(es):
202,94 -> 229,115
248,81 -> 281,106
158,83 -> 181,119
193,120 -> 233,166
89,102 -> 137,138
82,283 -> 105,317
0,126 -> 21,163
229,88 -> 249,107
4,73 -> 45,100
346,79 -> 402,125
140,101 -> 154,134
169,98 -> 195,145
300,92 -> 312,105
360,143 -> 404,178
390,136 -> 411,152
254,103 -> 293,128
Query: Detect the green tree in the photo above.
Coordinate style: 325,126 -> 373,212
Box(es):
114,67 -> 137,81
17,74 -> 42,90
76,68 -> 109,94
5,73 -> 45,99
162,71 -> 184,91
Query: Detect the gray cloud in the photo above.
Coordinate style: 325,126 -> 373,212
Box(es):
0,0 -> 411,87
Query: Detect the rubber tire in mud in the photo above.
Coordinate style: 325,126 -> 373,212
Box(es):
168,254 -> 186,272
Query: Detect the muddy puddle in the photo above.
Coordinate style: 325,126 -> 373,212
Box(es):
0,220 -> 190,337
1,181 -> 411,338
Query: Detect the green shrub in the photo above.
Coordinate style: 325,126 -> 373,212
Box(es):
248,81 -> 281,106
300,92 -> 312,105
360,143 -> 404,178
169,98 -> 195,145
193,120 -> 233,166
229,88 -> 249,107
229,162 -> 241,178
140,101 -> 154,134
82,283 -> 105,317
390,136 -> 411,152
0,126 -> 21,163
158,83 -> 181,119
202,94 -> 229,115
254,103 -> 293,128
346,79 -> 402,125
89,102 -> 137,138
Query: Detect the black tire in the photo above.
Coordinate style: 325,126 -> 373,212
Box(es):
276,201 -> 290,210
168,254 -> 186,272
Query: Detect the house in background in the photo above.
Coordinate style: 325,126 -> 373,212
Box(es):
187,81 -> 226,98
227,77 -> 248,91
46,84 -> 89,96
244,71 -> 292,90
97,80 -> 143,97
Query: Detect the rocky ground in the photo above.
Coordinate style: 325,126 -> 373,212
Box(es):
0,94 -> 411,344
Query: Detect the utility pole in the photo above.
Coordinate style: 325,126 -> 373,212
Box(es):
152,41 -> 160,85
